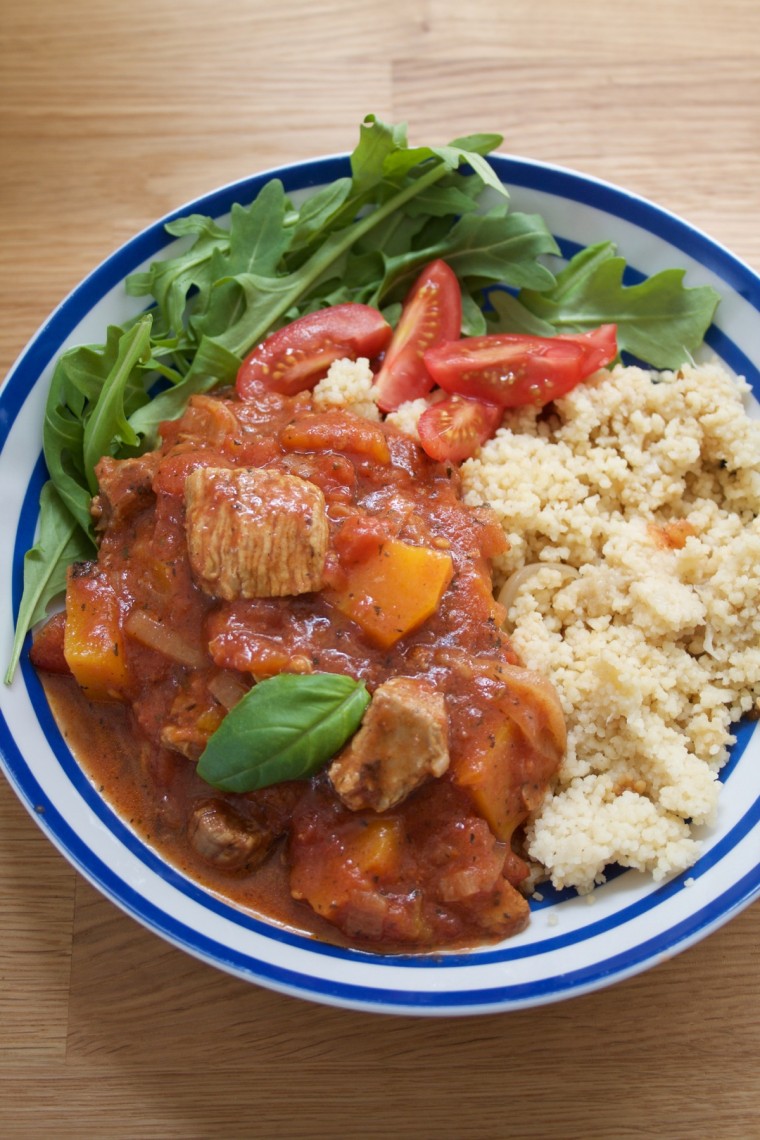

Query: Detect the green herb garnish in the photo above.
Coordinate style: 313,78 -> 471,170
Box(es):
196,673 -> 371,792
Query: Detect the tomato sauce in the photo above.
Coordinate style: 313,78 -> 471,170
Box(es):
34,380 -> 566,953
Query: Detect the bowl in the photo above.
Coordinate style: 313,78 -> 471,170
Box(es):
1,153 -> 759,1016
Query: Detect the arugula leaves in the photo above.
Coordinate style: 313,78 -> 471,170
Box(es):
197,673 -> 371,792
4,483 -> 94,684
6,115 -> 723,682
43,315 -> 155,533
487,240 -> 720,367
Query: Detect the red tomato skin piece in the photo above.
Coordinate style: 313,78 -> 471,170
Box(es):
29,611 -> 70,674
553,324 -> 618,374
372,259 -> 463,413
417,395 -> 503,463
423,324 -> 618,408
236,303 -> 392,398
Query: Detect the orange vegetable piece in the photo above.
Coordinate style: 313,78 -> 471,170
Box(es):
63,563 -> 130,701
451,663 -> 564,844
348,817 -> 404,877
453,718 -> 532,844
280,410 -> 391,465
290,815 -> 404,923
648,518 -> 697,550
327,539 -> 454,648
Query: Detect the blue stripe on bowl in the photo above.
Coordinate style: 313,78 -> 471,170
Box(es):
2,152 -> 760,1012
497,157 -> 760,305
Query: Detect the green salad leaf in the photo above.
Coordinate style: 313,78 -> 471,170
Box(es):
3,483 -> 93,684
196,673 -> 371,793
125,214 -> 231,337
43,315 -> 155,533
488,241 -> 721,368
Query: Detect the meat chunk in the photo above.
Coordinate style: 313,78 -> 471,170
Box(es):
187,799 -> 274,871
184,466 -> 328,599
329,677 -> 449,812
91,453 -> 159,531
159,673 -> 224,760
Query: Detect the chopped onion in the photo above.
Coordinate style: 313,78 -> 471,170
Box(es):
497,562 -> 578,616
207,670 -> 250,710
437,867 -> 491,902
124,610 -> 209,669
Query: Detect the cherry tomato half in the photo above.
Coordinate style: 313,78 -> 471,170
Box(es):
372,259 -> 463,413
417,395 -> 503,463
236,303 -> 393,398
423,324 -> 618,408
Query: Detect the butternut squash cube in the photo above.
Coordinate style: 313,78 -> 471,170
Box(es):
452,718 -> 528,844
63,563 -> 130,701
348,818 -> 404,877
328,539 -> 454,648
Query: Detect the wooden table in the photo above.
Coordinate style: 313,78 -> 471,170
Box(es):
2,1 -> 759,1136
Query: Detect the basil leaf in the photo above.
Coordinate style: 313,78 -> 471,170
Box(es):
197,673 -> 371,793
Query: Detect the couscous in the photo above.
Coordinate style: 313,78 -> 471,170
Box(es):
460,359 -> 760,893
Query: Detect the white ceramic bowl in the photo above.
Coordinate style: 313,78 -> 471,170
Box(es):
1,154 -> 759,1016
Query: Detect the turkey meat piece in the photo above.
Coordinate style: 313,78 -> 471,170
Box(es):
329,676 -> 450,813
184,466 -> 329,599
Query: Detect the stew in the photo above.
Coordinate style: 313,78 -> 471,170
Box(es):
32,378 -> 566,952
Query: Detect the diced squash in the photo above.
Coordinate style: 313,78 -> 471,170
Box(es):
348,818 -> 404,877
447,657 -> 565,843
327,539 -> 454,648
290,815 -> 404,920
63,563 -> 130,701
452,718 -> 530,844
195,706 -> 226,735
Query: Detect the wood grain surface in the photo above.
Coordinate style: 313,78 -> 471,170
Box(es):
2,1 -> 759,1137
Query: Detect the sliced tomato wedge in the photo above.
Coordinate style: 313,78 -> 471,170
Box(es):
549,325 -> 618,373
423,324 -> 618,408
236,303 -> 393,398
417,395 -> 503,463
372,259 -> 462,413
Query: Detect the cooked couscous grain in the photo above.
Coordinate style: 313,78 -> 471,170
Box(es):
385,397 -> 430,440
312,357 -> 381,421
460,360 -> 760,893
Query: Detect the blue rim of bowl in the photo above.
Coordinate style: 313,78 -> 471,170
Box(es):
1,153 -> 759,1014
